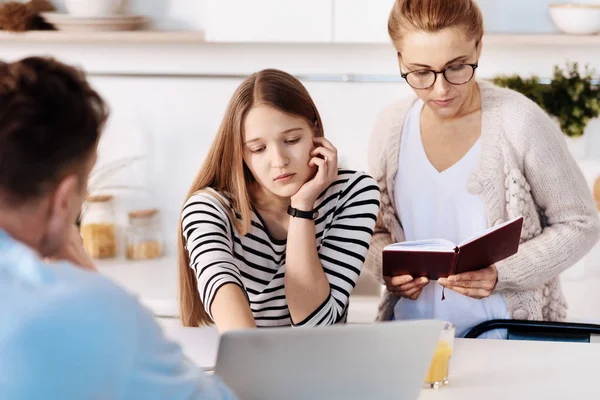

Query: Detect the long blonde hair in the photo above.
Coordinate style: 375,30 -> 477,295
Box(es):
178,69 -> 325,326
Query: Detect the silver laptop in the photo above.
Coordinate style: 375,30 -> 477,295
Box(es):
214,320 -> 444,400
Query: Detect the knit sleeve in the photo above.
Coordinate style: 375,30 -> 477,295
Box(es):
367,107 -> 388,181
494,101 -> 600,292
364,102 -> 404,284
364,210 -> 393,284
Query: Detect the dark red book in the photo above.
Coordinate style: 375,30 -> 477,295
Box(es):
382,217 -> 523,280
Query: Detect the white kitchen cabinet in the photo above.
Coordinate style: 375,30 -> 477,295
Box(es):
477,0 -> 557,33
205,0 -> 333,43
333,0 -> 396,43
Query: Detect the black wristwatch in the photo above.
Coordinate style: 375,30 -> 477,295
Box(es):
287,205 -> 319,220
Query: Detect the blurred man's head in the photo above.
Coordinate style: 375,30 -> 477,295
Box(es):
0,57 -> 108,256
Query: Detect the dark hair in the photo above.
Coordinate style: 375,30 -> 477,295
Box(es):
0,56 -> 109,201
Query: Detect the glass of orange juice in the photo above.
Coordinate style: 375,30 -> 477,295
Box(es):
424,321 -> 455,389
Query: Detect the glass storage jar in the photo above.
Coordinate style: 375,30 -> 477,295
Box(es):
80,195 -> 117,259
125,208 -> 162,260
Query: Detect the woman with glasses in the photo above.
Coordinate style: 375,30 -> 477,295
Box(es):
365,0 -> 600,338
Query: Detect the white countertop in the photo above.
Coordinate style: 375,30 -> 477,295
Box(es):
158,320 -> 600,400
97,256 -> 180,317
96,256 -> 382,323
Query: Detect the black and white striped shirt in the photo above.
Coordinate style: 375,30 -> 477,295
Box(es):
181,170 -> 380,327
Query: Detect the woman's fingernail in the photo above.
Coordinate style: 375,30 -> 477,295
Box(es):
438,278 -> 447,285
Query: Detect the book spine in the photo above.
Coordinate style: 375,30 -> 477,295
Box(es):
441,247 -> 460,301
449,246 -> 460,277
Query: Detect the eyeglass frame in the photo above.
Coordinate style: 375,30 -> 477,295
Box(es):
400,62 -> 479,90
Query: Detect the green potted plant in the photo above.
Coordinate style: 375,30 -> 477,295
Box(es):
493,62 -> 600,158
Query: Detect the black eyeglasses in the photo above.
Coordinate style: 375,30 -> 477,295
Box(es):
401,63 -> 478,90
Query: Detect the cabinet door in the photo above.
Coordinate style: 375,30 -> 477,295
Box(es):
477,0 -> 557,33
205,0 -> 333,43
333,0 -> 396,43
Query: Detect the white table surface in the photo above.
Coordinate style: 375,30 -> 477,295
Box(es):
107,255 -> 600,399
97,256 -> 180,317
159,321 -> 220,370
419,339 -> 600,400
158,321 -> 600,400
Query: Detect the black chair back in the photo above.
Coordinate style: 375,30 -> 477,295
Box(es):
464,319 -> 600,343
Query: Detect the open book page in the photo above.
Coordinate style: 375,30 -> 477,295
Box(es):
383,238 -> 457,252
458,217 -> 522,247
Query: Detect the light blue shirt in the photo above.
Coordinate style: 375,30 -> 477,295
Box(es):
0,229 -> 236,400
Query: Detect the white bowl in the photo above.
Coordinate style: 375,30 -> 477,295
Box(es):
549,4 -> 600,35
65,0 -> 129,17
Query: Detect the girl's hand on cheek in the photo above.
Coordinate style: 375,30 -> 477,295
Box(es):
290,137 -> 338,210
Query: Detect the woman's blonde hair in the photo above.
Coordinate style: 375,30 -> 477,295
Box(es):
388,0 -> 484,45
178,69 -> 325,327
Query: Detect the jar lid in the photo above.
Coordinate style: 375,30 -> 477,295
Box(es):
128,208 -> 159,219
86,194 -> 113,203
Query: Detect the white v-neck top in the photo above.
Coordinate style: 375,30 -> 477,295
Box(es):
393,99 -> 510,339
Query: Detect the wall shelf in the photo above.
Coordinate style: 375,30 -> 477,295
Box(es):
0,31 -> 599,46
0,31 -> 598,80
482,34 -> 600,46
0,30 -> 206,44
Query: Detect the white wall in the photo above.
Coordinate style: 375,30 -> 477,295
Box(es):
89,75 -> 413,255
2,40 -> 600,257
82,45 -> 600,257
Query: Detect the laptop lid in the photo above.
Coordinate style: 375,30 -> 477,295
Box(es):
214,320 -> 444,400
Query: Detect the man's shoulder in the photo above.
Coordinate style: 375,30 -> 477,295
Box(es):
0,257 -> 236,400
0,256 -> 146,394
1,256 -> 140,343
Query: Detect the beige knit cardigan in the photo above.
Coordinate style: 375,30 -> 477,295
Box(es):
365,81 -> 600,322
